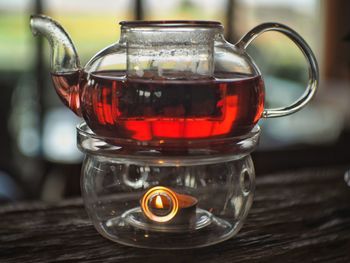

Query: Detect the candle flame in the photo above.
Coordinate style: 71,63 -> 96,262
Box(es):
155,195 -> 164,209
141,186 -> 179,223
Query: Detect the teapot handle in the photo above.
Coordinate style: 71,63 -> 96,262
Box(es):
236,23 -> 319,118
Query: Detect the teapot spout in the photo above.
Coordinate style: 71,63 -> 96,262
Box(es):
30,14 -> 81,73
30,15 -> 82,116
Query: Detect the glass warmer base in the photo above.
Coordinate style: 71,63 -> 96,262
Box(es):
97,208 -> 242,249
77,122 -> 260,249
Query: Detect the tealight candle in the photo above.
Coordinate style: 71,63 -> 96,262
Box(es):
141,186 -> 197,225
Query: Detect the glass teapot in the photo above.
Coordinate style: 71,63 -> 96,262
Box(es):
30,15 -> 318,141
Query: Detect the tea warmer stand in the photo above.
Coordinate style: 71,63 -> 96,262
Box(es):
78,122 -> 260,249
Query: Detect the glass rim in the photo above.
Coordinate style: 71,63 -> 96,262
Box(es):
119,20 -> 223,29
76,122 -> 260,164
77,122 -> 260,146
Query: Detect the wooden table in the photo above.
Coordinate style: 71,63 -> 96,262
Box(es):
1,166 -> 350,262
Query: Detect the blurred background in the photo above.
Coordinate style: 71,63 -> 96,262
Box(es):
0,0 -> 349,203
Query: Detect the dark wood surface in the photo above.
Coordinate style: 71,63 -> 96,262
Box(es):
1,166 -> 350,262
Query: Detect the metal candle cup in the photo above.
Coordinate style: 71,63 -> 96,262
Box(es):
141,186 -> 197,226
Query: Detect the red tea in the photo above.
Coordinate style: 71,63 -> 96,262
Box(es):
51,70 -> 264,141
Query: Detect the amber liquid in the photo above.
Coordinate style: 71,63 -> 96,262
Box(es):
51,70 -> 264,141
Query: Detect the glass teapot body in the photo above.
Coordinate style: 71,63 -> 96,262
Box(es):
31,16 -> 318,141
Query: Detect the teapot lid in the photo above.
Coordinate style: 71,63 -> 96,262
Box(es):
119,20 -> 223,29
